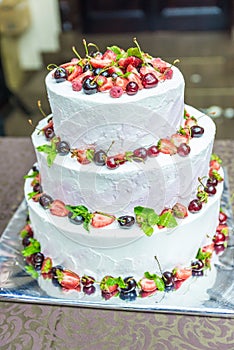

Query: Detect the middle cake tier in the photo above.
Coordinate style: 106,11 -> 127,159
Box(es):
32,105 -> 216,216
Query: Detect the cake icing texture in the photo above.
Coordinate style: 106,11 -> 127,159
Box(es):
21,40 -> 228,300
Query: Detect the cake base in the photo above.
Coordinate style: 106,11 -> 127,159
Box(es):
0,197 -> 233,316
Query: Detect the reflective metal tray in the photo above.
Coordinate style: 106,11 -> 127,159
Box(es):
0,176 -> 233,317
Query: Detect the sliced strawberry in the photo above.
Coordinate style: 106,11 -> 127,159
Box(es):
140,65 -> 159,78
114,153 -> 126,165
162,68 -> 173,80
100,275 -> 119,293
98,77 -> 114,92
31,173 -> 41,187
58,269 -> 80,290
157,139 -> 177,155
60,61 -> 79,69
114,77 -> 129,91
72,149 -> 91,165
90,57 -> 113,69
184,117 -> 197,128
209,160 -> 221,171
67,65 -> 82,82
127,73 -> 143,90
102,49 -> 117,61
202,243 -> 215,254
170,133 -> 189,147
118,56 -> 142,68
126,64 -> 140,76
50,200 -> 69,217
173,267 -> 192,281
108,66 -> 123,76
91,212 -> 115,228
151,57 -> 168,73
216,224 -> 229,235
172,202 -> 188,219
72,70 -> 92,85
139,277 -> 157,292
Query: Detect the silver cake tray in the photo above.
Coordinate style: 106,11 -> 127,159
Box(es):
0,173 -> 233,317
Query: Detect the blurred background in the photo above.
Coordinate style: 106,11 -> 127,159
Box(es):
0,0 -> 234,138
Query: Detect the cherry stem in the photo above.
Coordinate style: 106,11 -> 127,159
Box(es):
72,46 -> 82,60
87,42 -> 100,52
47,63 -> 58,71
106,140 -> 115,155
37,100 -> 47,118
154,255 -> 163,275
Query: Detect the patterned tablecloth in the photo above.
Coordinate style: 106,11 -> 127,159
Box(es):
0,137 -> 233,350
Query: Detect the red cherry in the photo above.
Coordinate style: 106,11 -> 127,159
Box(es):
205,184 -> 217,196
213,232 -> 226,245
142,73 -> 158,88
219,211 -> 227,224
106,156 -> 119,169
126,81 -> 139,95
147,145 -> 159,157
177,143 -> 191,157
188,199 -> 202,213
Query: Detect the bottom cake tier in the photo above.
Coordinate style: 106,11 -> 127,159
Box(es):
23,169 -> 224,298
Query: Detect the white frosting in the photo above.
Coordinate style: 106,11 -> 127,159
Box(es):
32,105 -> 216,215
45,67 -> 185,150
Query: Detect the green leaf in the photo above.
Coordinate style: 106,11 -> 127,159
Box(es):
106,276 -> 126,289
65,205 -> 92,232
158,211 -> 177,228
24,171 -> 39,179
25,265 -> 39,279
147,211 -> 159,226
127,47 -> 141,58
20,229 -> 29,239
107,45 -> 122,55
144,272 -> 165,291
211,153 -> 222,164
86,149 -> 95,162
47,151 -> 57,167
141,223 -> 154,236
22,238 -> 40,257
27,191 -> 39,200
37,144 -> 52,154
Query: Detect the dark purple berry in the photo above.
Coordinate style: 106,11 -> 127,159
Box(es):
83,285 -> 96,295
119,290 -> 137,301
207,177 -> 218,187
120,276 -> 137,293
205,184 -> 217,196
33,183 -> 42,193
68,211 -> 84,225
81,275 -> 95,287
191,259 -> 204,276
162,271 -> 175,289
188,199 -> 202,213
118,215 -> 135,228
54,67 -> 68,82
56,141 -> 70,155
82,77 -> 98,95
39,194 -> 53,209
44,127 -> 55,140
93,150 -> 107,166
190,125 -> 204,138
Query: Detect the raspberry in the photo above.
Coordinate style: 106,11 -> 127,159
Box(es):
109,86 -> 123,98
72,80 -> 82,91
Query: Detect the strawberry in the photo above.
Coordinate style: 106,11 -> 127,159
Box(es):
100,275 -> 119,293
151,57 -> 169,73
114,77 -> 129,91
184,117 -> 197,128
90,57 -> 113,69
139,277 -> 157,292
60,61 -> 79,69
173,267 -> 192,281
162,68 -> 173,80
209,160 -> 221,171
91,212 -> 115,228
41,257 -> 53,275
67,65 -> 82,81
127,73 -> 143,90
98,77 -> 114,92
72,70 -> 92,85
157,139 -> 177,155
172,202 -> 188,219
57,269 -> 81,290
118,56 -> 142,68
31,173 -> 41,186
170,133 -> 189,147
102,49 -> 117,61
108,66 -> 123,76
50,200 -> 69,217
72,149 -> 91,164
202,243 -> 215,254
32,193 -> 43,202
126,64 -> 140,76
114,153 -> 126,165
140,65 -> 159,78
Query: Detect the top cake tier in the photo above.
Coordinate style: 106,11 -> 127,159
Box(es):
45,45 -> 185,151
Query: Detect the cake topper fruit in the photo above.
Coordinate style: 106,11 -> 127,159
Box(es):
47,38 -> 178,98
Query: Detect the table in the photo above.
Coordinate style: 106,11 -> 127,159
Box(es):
0,137 -> 233,350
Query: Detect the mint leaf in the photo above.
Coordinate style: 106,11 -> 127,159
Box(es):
86,149 -> 94,162
25,265 -> 39,279
37,144 -> 52,154
144,272 -> 165,291
22,238 -> 40,257
27,191 -> 39,200
134,206 -> 159,236
65,205 -> 92,232
107,45 -> 122,55
141,223 -> 154,236
20,229 -> 29,239
210,153 -> 222,164
24,171 -> 39,179
37,143 -> 57,167
127,47 -> 141,58
158,211 -> 177,228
